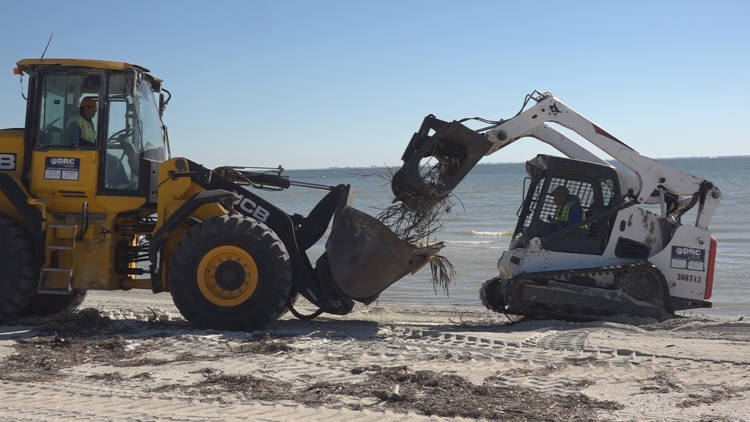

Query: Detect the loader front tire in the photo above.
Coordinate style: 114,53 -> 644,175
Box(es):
0,216 -> 39,323
168,215 -> 292,331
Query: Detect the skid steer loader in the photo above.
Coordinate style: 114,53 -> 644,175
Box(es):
0,58 -> 438,330
392,90 -> 720,321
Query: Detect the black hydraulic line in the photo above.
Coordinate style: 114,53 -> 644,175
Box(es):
76,201 -> 89,242
287,303 -> 324,321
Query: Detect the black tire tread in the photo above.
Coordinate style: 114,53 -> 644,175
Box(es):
19,289 -> 88,317
168,214 -> 292,331
0,215 -> 40,322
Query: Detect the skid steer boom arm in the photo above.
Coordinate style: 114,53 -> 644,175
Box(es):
393,90 -> 721,229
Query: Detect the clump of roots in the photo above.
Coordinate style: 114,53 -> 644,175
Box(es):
376,190 -> 455,244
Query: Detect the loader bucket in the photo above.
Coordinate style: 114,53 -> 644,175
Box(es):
324,203 -> 439,302
391,115 -> 493,208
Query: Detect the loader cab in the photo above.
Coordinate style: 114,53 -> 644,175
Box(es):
17,59 -> 168,210
510,155 -> 622,255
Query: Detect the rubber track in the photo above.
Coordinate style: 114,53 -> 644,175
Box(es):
480,263 -> 673,322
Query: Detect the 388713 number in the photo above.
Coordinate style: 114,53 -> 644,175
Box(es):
676,273 -> 702,283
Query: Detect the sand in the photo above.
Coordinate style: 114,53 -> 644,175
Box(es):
0,290 -> 748,421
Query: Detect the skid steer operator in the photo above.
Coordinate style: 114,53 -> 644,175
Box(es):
65,97 -> 137,188
547,185 -> 582,228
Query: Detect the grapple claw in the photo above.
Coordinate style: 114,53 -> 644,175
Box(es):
391,115 -> 492,207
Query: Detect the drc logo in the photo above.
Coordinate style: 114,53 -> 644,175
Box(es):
0,153 -> 16,171
49,157 -> 77,166
44,157 -> 80,181
670,246 -> 705,271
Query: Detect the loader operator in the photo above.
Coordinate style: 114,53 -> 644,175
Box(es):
66,97 -> 97,145
66,97 -> 138,189
547,185 -> 582,228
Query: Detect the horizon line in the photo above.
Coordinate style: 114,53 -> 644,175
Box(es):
285,154 -> 750,171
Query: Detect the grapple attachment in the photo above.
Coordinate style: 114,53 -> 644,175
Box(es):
324,203 -> 441,302
391,115 -> 493,207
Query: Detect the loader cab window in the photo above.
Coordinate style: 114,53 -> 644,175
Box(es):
36,73 -> 102,148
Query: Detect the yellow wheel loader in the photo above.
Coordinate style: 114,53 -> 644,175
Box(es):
0,58 -> 436,330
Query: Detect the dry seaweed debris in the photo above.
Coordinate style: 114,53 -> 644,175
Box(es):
362,164 -> 459,295
639,370 -> 684,394
151,368 -> 295,401
230,333 -> 296,355
317,365 -> 623,420
0,334 -> 158,382
149,365 -> 623,420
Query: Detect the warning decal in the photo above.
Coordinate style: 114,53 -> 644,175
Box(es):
45,157 -> 80,181
670,246 -> 705,271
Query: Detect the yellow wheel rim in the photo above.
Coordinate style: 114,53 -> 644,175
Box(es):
196,246 -> 258,307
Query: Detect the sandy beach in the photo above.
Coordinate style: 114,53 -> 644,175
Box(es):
1,290 -> 749,421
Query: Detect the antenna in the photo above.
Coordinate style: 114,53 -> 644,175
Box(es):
40,33 -> 53,61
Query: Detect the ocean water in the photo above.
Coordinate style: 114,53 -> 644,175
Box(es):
254,156 -> 750,318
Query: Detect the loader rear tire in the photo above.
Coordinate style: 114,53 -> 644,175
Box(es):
0,216 -> 39,323
168,215 -> 292,331
19,290 -> 88,317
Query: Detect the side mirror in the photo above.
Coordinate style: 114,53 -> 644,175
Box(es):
159,89 -> 171,117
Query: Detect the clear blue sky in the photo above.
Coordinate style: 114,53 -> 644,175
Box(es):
2,0 -> 748,169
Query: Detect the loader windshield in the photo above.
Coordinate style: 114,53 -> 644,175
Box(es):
134,78 -> 167,161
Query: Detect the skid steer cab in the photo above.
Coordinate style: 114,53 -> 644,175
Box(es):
0,58 -> 436,330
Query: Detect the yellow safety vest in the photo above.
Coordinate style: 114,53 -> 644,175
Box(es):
555,201 -> 588,229
555,202 -> 574,221
65,115 -> 96,145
